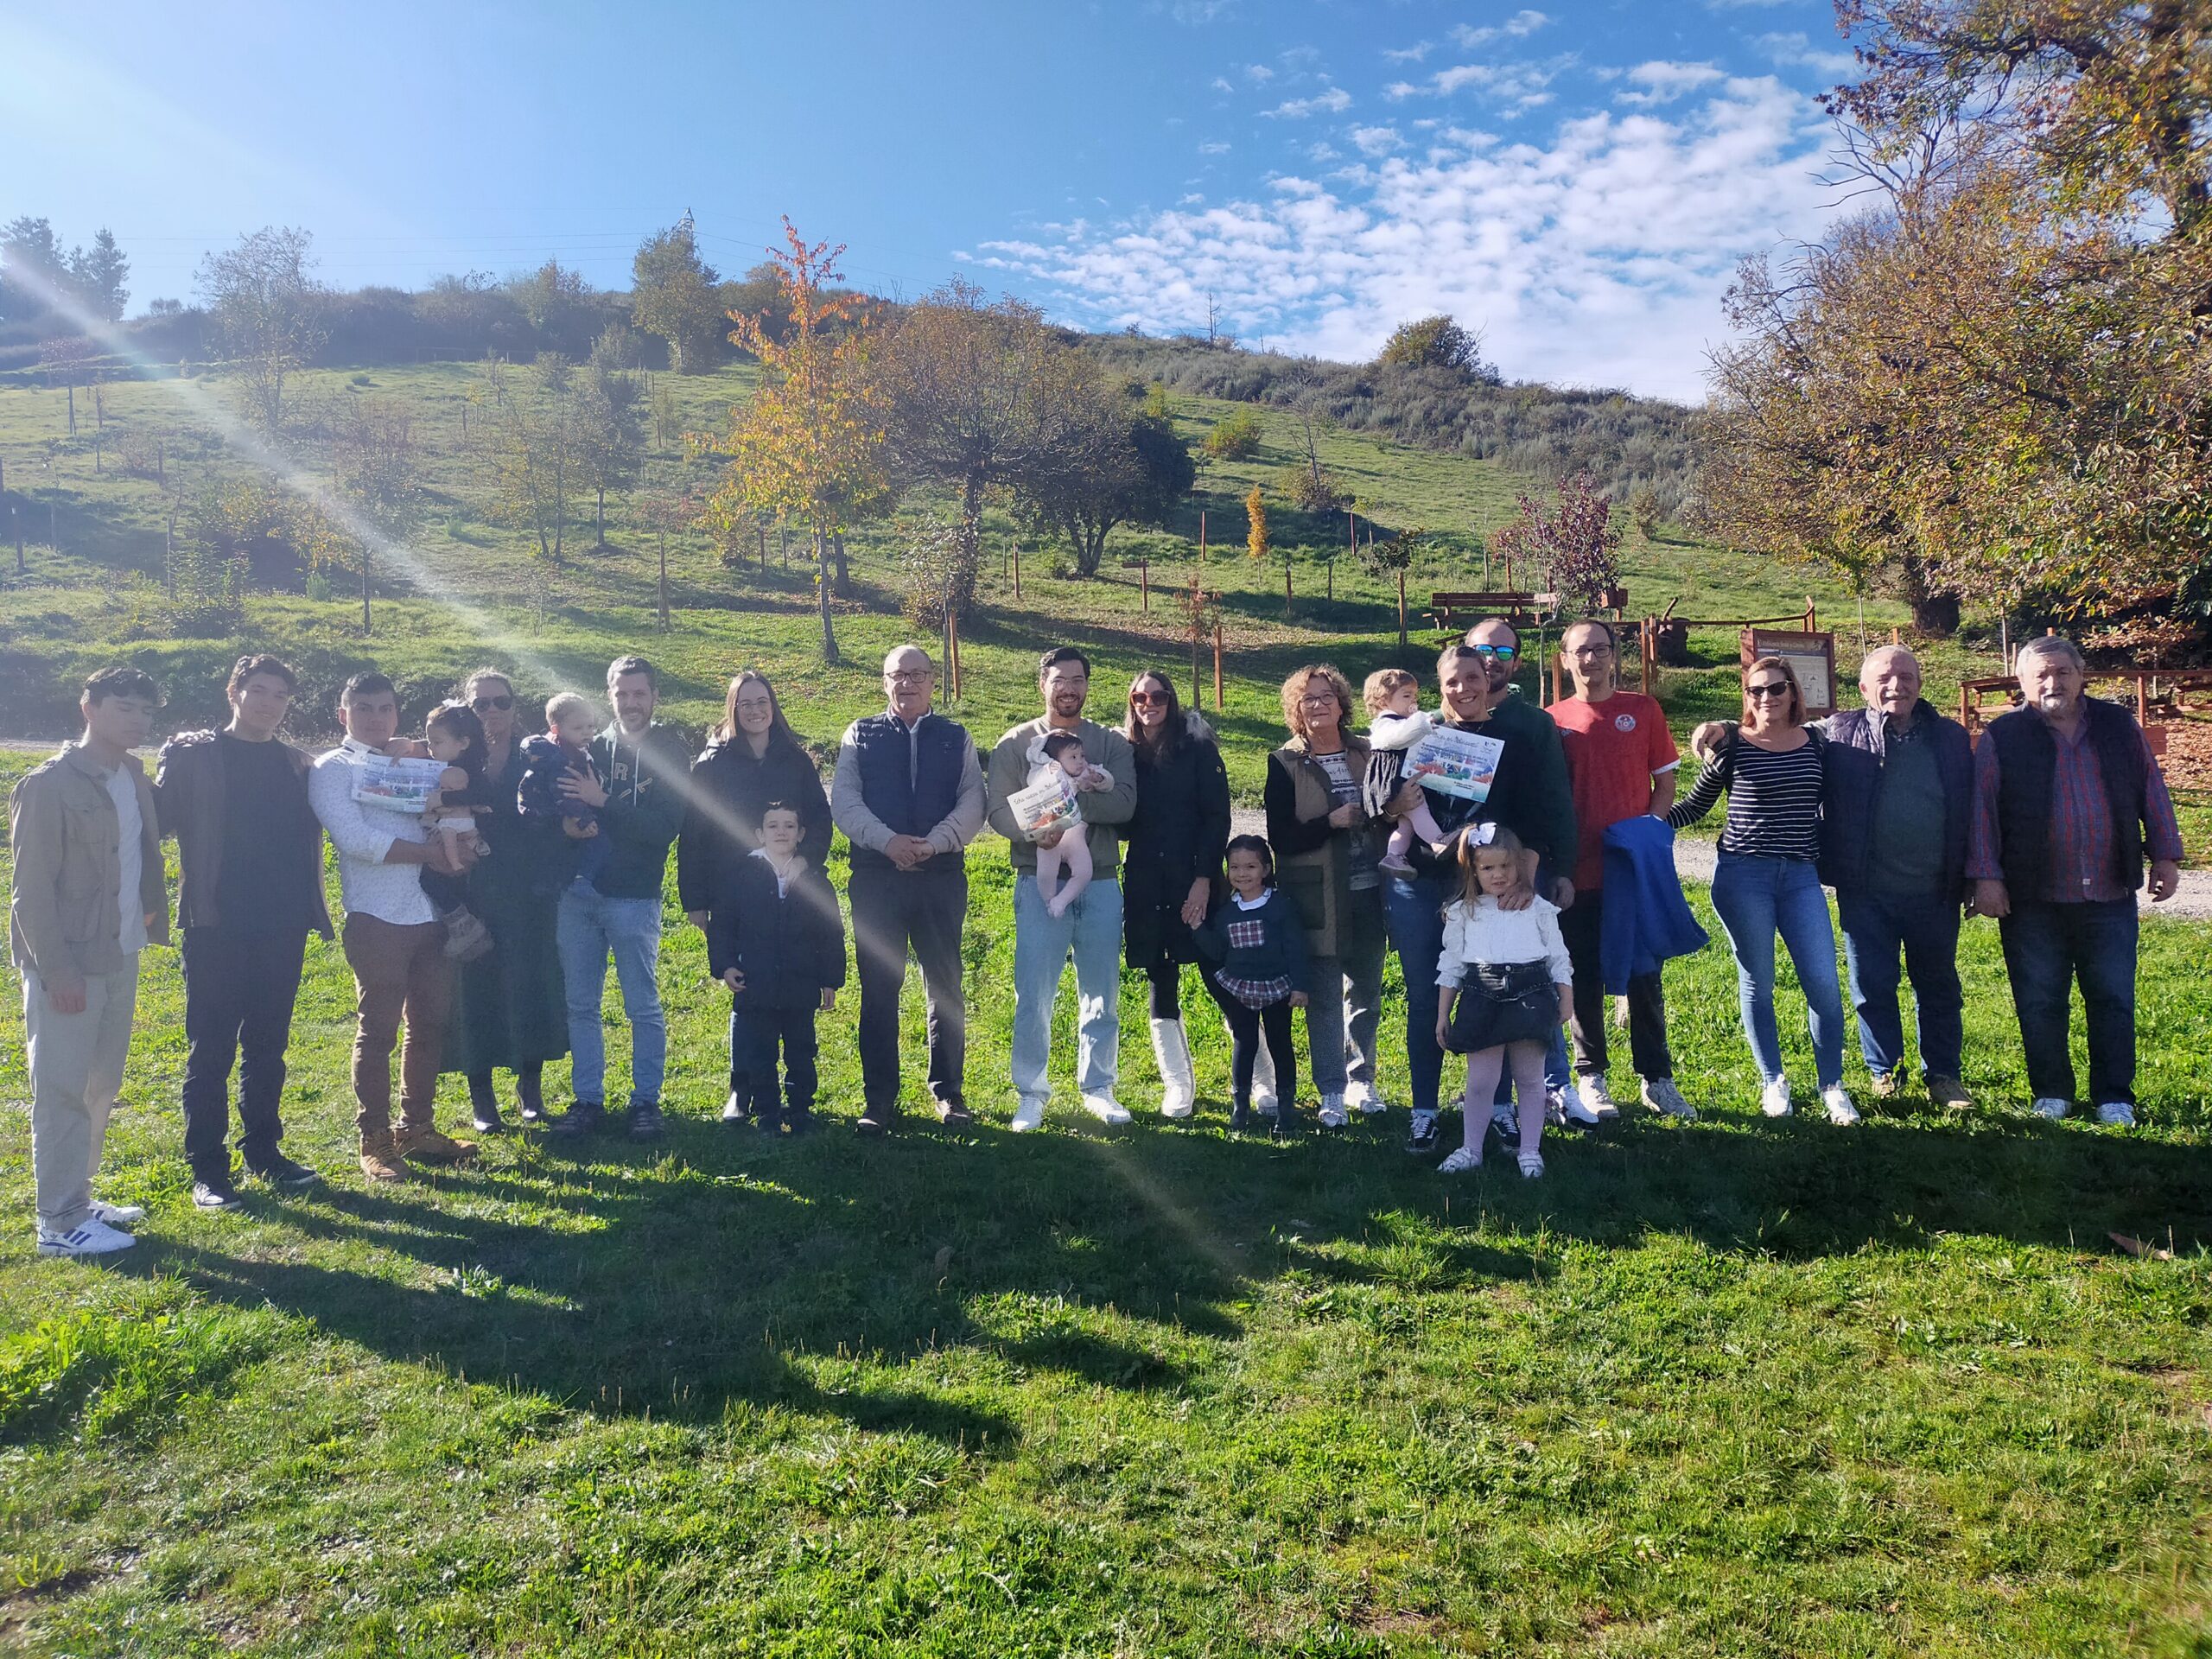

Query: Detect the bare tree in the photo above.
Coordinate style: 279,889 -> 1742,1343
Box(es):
197,228 -> 325,431
327,397 -> 422,633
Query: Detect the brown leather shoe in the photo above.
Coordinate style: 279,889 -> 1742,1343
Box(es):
1869,1071 -> 1903,1099
1928,1075 -> 1974,1111
394,1123 -> 479,1166
359,1133 -> 410,1183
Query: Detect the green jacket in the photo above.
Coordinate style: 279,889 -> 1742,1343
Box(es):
984,716 -> 1138,877
584,722 -> 690,901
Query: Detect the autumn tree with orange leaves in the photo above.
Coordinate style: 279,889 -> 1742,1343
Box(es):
703,220 -> 887,665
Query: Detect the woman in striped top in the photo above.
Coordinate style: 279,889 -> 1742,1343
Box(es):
1666,657 -> 1855,1124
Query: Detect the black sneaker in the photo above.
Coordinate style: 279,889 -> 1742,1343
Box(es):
472,1103 -> 508,1134
550,1101 -> 607,1139
934,1098 -> 976,1127
855,1108 -> 894,1137
1272,1104 -> 1303,1137
1228,1102 -> 1253,1133
784,1108 -> 819,1135
1404,1113 -> 1440,1155
627,1100 -> 664,1141
192,1174 -> 242,1210
518,1096 -> 553,1127
247,1154 -> 321,1192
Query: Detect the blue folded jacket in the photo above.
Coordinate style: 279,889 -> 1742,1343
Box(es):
1598,816 -> 1710,992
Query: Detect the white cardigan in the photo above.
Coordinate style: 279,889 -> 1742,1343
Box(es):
1436,893 -> 1573,989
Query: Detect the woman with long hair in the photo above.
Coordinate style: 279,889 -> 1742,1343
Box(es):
1120,669 -> 1231,1118
677,670 -> 832,1123
1263,663 -> 1389,1128
1666,656 -> 1854,1122
442,668 -> 575,1132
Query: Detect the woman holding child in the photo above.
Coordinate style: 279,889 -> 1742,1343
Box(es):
442,668 -> 577,1132
1263,664 -> 1389,1128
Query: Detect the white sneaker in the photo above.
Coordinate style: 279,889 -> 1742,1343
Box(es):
1516,1149 -> 1545,1179
1344,1081 -> 1391,1116
1317,1093 -> 1349,1128
1555,1079 -> 1602,1127
89,1198 -> 145,1226
721,1090 -> 747,1123
1580,1075 -> 1621,1120
1821,1085 -> 1860,1126
1640,1077 -> 1695,1120
1010,1095 -> 1046,1133
1082,1093 -> 1132,1126
2031,1097 -> 2071,1121
1437,1145 -> 1483,1174
1760,1077 -> 1794,1117
2095,1101 -> 2137,1128
1491,1103 -> 1517,1142
1544,1092 -> 1569,1128
37,1216 -> 137,1257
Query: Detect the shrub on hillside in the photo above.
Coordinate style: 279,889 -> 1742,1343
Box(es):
1203,406 -> 1262,459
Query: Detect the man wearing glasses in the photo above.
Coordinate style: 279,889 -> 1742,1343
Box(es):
831,645 -> 987,1135
985,646 -> 1140,1132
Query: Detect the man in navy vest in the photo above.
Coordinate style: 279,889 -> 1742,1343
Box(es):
1967,635 -> 2183,1128
1812,646 -> 1977,1111
831,645 -> 986,1135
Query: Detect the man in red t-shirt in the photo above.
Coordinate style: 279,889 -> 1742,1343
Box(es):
1545,620 -> 1690,1119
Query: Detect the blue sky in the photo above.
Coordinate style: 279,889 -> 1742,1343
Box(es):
3,0 -> 1859,400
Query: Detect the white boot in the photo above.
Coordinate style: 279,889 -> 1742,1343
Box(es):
1250,1033 -> 1281,1116
1151,1017 -> 1197,1119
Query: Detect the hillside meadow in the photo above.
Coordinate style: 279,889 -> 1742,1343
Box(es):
0,360 -> 2208,1655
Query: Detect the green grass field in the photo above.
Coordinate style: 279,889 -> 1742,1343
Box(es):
2,363 -> 2209,1655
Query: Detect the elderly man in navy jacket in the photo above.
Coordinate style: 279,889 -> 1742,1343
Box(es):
1818,646 -> 1976,1109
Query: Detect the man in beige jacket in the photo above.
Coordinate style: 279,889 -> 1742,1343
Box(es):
10,666 -> 168,1257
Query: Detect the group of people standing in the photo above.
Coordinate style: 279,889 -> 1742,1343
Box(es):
10,617 -> 2184,1258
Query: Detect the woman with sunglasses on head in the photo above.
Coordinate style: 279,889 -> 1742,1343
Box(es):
1120,671 -> 1231,1119
440,668 -> 579,1133
677,671 -> 831,1124
1664,657 -> 1855,1123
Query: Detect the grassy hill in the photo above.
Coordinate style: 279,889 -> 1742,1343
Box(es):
1,361 -> 2209,1655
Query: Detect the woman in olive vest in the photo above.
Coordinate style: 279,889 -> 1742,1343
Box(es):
1262,664 -> 1389,1128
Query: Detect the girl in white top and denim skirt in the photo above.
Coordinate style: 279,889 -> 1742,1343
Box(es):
1433,824 -> 1573,1178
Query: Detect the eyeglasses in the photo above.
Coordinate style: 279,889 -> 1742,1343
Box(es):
886,670 -> 933,683
471,694 -> 514,712
1299,692 -> 1341,708
1130,691 -> 1169,707
734,698 -> 774,714
1470,644 -> 1517,662
1746,682 -> 1791,699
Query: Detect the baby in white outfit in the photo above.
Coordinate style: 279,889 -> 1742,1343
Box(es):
1363,668 -> 1448,874
1030,729 -> 1114,918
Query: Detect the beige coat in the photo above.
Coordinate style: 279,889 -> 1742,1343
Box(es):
10,743 -> 169,985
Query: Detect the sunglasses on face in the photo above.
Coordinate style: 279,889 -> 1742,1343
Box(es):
472,693 -> 514,712
1746,682 -> 1791,699
1471,645 -> 1517,663
1130,691 -> 1169,707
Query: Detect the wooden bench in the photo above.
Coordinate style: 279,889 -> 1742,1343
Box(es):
1427,590 -> 1550,637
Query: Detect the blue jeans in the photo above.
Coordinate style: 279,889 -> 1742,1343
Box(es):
1707,853 -> 1845,1088
1836,887 -> 1964,1083
556,880 -> 666,1106
1998,899 -> 2138,1105
1383,871 -> 1452,1118
1012,874 -> 1122,1102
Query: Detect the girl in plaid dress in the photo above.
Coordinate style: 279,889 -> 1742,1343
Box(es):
1196,835 -> 1312,1133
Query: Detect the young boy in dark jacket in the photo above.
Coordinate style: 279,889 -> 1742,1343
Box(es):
708,801 -> 847,1132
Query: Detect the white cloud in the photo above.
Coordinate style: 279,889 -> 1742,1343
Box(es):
973,75 -> 1837,400
1210,74 -> 1235,93
1308,141 -> 1341,162
1351,124 -> 1405,156
1383,40 -> 1433,63
1397,57 -> 1560,116
1198,139 -> 1231,154
1245,62 -> 1274,82
1755,31 -> 1859,78
1265,86 -> 1352,118
1451,10 -> 1551,47
1617,60 -> 1726,106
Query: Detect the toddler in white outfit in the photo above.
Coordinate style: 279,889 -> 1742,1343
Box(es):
1363,668 -> 1448,874
1030,729 -> 1113,918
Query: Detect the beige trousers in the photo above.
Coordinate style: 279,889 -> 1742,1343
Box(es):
25,961 -> 139,1235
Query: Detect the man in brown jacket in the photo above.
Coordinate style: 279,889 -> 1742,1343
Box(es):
10,666 -> 168,1257
154,654 -> 332,1209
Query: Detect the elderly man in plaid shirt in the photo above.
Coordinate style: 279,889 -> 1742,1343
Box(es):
1967,635 -> 2184,1128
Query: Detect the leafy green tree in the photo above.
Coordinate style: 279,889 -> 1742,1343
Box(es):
631,218 -> 723,373
576,334 -> 643,544
1376,315 -> 1494,378
1017,385 -> 1195,577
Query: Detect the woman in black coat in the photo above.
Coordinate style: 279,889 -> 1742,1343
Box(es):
675,671 -> 833,1122
1119,669 -> 1231,1119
